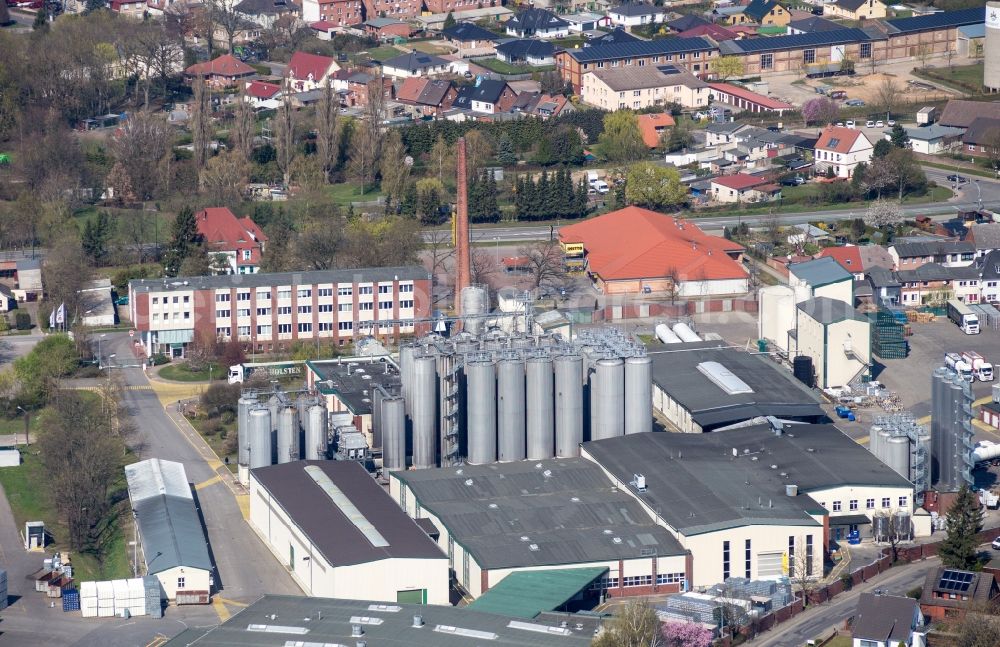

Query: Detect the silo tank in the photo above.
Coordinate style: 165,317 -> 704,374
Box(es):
886,435 -> 910,479
466,360 -> 497,464
654,323 -> 682,344
411,354 -> 438,469
399,344 -> 415,418
593,358 -> 625,441
526,356 -> 554,460
381,397 -> 406,471
877,428 -> 892,463
305,405 -> 328,460
624,356 -> 652,435
248,408 -> 273,469
672,322 -> 701,343
986,1 -> 1000,92
237,395 -> 255,467
869,425 -> 882,462
277,406 -> 299,464
497,359 -> 526,462
554,355 -> 583,457
372,388 -> 384,450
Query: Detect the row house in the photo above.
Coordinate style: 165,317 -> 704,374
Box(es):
896,264 -> 981,306
129,266 -> 431,358
887,240 -> 975,270
580,65 -> 709,111
717,28 -> 885,76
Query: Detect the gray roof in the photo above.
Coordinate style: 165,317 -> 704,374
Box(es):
382,51 -> 450,70
496,39 -> 555,60
981,250 -> 1000,280
566,36 -> 715,63
666,14 -> 710,31
897,124 -> 964,141
649,340 -> 824,429
441,21 -> 501,42
234,0 -> 293,15
884,6 -> 983,35
962,117 -> 1000,146
867,266 -> 900,288
507,8 -> 570,31
891,240 -> 974,258
307,357 -> 400,415
587,27 -> 639,46
789,256 -> 853,288
895,262 -> 979,282
787,16 -> 844,32
581,424 -> 913,536
251,461 -> 445,567
391,458 -> 685,570
610,2 -> 662,16
858,245 -> 894,271
852,593 -> 919,643
970,222 -> 1000,251
129,266 -> 426,294
939,99 -> 1000,129
366,16 -> 407,27
718,28 -> 877,56
164,595 -> 601,646
126,458 -> 193,504
705,121 -> 749,135
797,296 -> 869,325
833,0 -> 869,12
16,258 -> 41,271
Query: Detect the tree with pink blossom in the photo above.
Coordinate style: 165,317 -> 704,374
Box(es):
801,97 -> 840,126
661,620 -> 713,647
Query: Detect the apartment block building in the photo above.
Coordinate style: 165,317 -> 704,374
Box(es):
580,65 -> 709,110
556,37 -> 717,93
129,267 -> 430,358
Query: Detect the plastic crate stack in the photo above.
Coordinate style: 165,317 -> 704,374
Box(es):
79,579 -> 151,618
0,569 -> 7,611
657,593 -> 720,626
62,588 -> 80,612
144,576 -> 163,619
871,309 -> 908,359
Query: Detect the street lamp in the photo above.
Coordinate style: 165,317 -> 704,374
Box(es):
495,236 -> 500,265
15,405 -> 29,445
975,179 -> 983,212
97,333 -> 106,367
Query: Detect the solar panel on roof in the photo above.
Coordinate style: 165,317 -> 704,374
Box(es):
939,569 -> 974,592
657,64 -> 681,74
570,37 -> 713,62
727,28 -> 874,53
885,6 -> 983,33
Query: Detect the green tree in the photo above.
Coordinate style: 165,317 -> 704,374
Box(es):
13,334 -> 78,406
443,11 -> 456,28
664,118 -> 693,153
625,163 -> 688,211
938,485 -> 984,570
496,133 -> 517,166
548,125 -> 584,165
164,206 -> 201,277
889,124 -> 910,148
81,211 -> 114,267
32,8 -> 48,31
416,177 -> 445,224
711,56 -> 744,81
597,111 -> 646,163
592,598 -> 662,647
873,139 -> 893,159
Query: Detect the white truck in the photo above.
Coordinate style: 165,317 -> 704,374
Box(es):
947,299 -> 980,335
980,489 -> 999,510
587,170 -> 609,194
227,361 -> 305,384
962,351 -> 994,382
945,352 -> 975,382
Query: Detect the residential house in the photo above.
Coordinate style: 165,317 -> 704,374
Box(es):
440,22 -> 501,57
563,12 -> 612,32
285,52 -> 339,92
637,113 -> 675,148
510,92 -> 572,119
787,224 -> 831,247
580,65 -> 709,111
888,240 -> 975,270
586,27 -> 641,46
896,263 -> 980,306
607,3 -> 665,27
0,285 -> 15,313
919,567 -> 1000,622
710,173 -> 781,203
453,79 -> 517,114
867,267 -> 902,307
185,55 -> 256,87
302,0 -> 361,26
851,593 -> 925,647
338,72 -> 392,108
961,117 -> 1000,158
885,124 -> 964,155
666,14 -> 710,32
859,245 -> 895,272
195,207 -> 268,275
824,0 -> 887,21
939,99 -> 1000,129
381,52 -> 451,78
234,0 -> 294,28
737,0 -> 790,26
496,40 -> 556,66
675,23 -> 738,41
980,250 -> 1000,302
243,80 -> 283,108
110,0 -> 146,17
787,15 -> 844,34
395,78 -> 457,117
968,223 -> 1000,258
814,126 -> 873,179
364,17 -> 412,40
504,8 -> 570,38
361,0 -> 421,20
310,21 -> 344,38
555,37 -> 717,92
709,83 -> 794,115
423,0 -> 480,13
703,121 -> 754,147
818,245 -> 865,279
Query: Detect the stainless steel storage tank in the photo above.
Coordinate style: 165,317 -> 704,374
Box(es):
869,425 -> 883,463
400,343 -> 415,418
466,359 -> 497,464
498,358 -> 526,462
886,434 -> 910,479
305,405 -> 328,460
593,358 -> 625,440
526,356 -> 554,460
381,396 -> 406,471
248,408 -> 272,469
877,427 -> 892,463
277,406 -> 299,464
672,322 -> 701,343
411,354 -> 438,469
237,395 -> 256,467
460,286 -> 487,336
554,354 -> 583,458
624,355 -> 652,436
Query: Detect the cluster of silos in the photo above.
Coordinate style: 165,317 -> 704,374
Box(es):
931,367 -> 975,493
237,389 -> 330,485
868,414 -> 930,505
460,286 -> 488,336
873,510 -> 913,543
379,328 -> 652,471
654,322 -> 702,345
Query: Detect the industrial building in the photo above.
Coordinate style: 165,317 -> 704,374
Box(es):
557,207 -> 748,296
580,424 -> 919,587
789,257 -> 855,305
162,594 -> 603,646
390,457 -> 690,599
930,367 -> 974,493
249,460 -> 449,603
128,266 -> 431,359
648,340 -> 826,433
794,297 -> 872,389
124,459 -> 213,601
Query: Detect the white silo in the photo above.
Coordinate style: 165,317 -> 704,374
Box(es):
987,3 -> 1000,93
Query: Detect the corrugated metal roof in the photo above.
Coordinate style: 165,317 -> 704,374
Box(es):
133,495 -> 213,574
466,568 -> 608,619
567,36 -> 715,63
719,28 -> 875,54
884,6 -> 983,34
789,256 -> 853,287
125,458 -> 193,504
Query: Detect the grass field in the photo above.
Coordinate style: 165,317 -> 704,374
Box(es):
365,46 -> 404,62
822,635 -> 852,647
327,182 -> 384,205
158,361 -> 224,382
410,41 -> 450,55
472,58 -> 555,75
0,412 -> 41,439
914,63 -> 984,94
696,184 -> 953,219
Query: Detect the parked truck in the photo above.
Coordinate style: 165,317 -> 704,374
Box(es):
948,299 -> 980,334
227,361 -> 304,384
980,489 -> 999,510
945,352 -> 975,382
962,351 -> 994,382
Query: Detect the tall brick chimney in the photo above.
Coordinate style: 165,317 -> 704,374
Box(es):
455,137 -> 470,314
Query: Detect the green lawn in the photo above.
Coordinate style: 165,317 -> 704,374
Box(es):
921,160 -> 998,179
473,58 -> 554,75
327,182 -> 384,205
365,46 -> 404,62
694,185 -> 954,219
0,413 -> 42,440
913,63 -> 984,94
158,361 -> 225,382
410,41 -> 450,55
822,635 -> 852,647
74,207 -> 173,245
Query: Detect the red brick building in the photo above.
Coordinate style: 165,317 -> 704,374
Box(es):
129,266 -> 431,358
361,0 -> 420,21
919,567 -> 1000,622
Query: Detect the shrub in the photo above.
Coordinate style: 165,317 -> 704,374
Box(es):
151,353 -> 170,366
14,312 -> 31,330
906,586 -> 922,599
220,410 -> 236,425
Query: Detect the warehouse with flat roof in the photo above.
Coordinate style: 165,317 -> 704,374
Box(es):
390,457 -> 689,599
250,460 -> 449,603
648,340 -> 826,433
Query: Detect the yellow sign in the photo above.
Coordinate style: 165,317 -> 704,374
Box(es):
561,242 -> 585,257
781,552 -> 789,575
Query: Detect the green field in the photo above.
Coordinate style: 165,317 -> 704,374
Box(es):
365,46 -> 404,62
327,182 -> 384,205
0,413 -> 41,439
158,361 -> 225,382
410,41 -> 450,55
914,63 -> 984,94
473,58 -> 554,75
696,184 -> 953,219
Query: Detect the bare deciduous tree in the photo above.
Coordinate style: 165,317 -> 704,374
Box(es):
230,89 -> 256,161
347,80 -> 387,194
873,77 -> 900,119
191,77 -> 213,171
519,240 -> 567,290
273,95 -> 296,188
315,79 -> 339,183
425,228 -> 455,305
470,247 -> 498,290
791,535 -> 816,608
209,0 -> 243,53
199,150 -> 249,204
110,110 -> 171,201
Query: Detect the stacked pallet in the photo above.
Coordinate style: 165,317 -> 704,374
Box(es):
144,576 -> 163,618
79,579 -> 150,618
871,309 -> 909,359
97,581 -> 114,617
80,582 -> 98,618
0,569 -> 6,611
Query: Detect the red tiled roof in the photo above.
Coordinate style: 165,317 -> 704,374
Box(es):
637,113 -> 676,148
712,173 -> 769,190
558,206 -> 746,282
709,83 -> 793,111
676,23 -> 738,40
818,245 -> 864,272
396,77 -> 429,103
286,51 -> 337,82
310,20 -> 338,30
816,126 -> 870,154
185,54 -> 256,79
245,80 -> 281,99
196,207 -> 267,266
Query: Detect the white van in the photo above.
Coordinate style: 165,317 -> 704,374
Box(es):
591,180 -> 609,194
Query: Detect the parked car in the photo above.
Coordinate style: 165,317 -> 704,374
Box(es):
781,175 -> 806,186
845,99 -> 865,107
845,120 -> 855,128
887,119 -> 896,126
947,174 -> 968,184
875,120 -> 884,128
993,537 -> 1000,550
865,120 -> 875,128
829,90 -> 847,100
835,121 -> 844,127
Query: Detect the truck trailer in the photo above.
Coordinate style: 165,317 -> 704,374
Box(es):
227,361 -> 304,384
948,299 -> 980,335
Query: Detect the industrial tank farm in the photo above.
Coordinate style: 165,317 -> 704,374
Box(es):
237,389 -> 331,485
